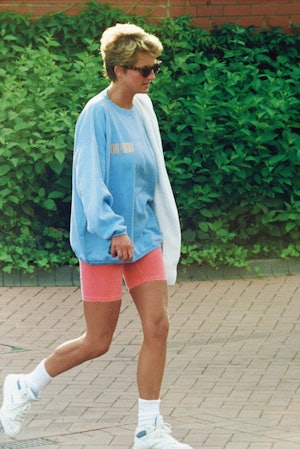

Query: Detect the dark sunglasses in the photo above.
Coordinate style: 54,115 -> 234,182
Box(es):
124,61 -> 162,78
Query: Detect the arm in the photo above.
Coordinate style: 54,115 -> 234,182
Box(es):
73,103 -> 133,256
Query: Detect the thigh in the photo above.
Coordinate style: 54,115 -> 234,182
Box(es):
79,260 -> 124,302
123,248 -> 166,292
83,300 -> 122,342
124,248 -> 168,330
79,261 -> 124,342
130,280 -> 169,335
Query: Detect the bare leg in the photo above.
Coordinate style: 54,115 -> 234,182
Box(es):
130,280 -> 169,400
45,300 -> 122,377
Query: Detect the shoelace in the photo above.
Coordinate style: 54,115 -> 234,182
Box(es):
158,422 -> 172,434
8,401 -> 31,424
8,389 -> 32,424
155,422 -> 186,446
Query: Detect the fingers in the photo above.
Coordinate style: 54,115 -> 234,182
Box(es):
110,235 -> 134,262
113,247 -> 133,261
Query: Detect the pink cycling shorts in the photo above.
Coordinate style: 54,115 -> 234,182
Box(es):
79,247 -> 166,302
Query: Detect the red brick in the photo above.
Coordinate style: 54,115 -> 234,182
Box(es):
64,5 -> 84,15
109,0 -> 133,4
238,15 -> 265,28
189,0 -> 213,4
57,0 -> 78,3
210,0 -> 239,4
131,5 -> 167,18
111,0 -> 139,5
211,16 -> 237,27
26,5 -> 66,15
14,0 -> 43,3
197,5 -> 224,17
0,0 -> 299,31
170,6 -> 192,16
291,15 -> 300,24
9,5 -> 32,15
278,4 -> 300,15
266,15 -> 291,27
251,4 -> 278,16
192,17 -> 211,28
0,5 -> 15,13
238,0 -> 265,3
224,5 -> 252,16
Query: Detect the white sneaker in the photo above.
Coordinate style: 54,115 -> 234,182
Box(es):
0,374 -> 39,438
134,415 -> 193,449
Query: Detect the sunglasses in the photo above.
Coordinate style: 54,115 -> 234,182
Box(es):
124,61 -> 162,78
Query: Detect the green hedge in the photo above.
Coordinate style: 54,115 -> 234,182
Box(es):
1,2 -> 300,272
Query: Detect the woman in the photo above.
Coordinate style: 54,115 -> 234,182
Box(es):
0,23 -> 192,449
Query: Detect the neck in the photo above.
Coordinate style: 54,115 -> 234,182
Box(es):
107,85 -> 133,109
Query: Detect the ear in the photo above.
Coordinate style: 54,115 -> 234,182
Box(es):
114,65 -> 126,78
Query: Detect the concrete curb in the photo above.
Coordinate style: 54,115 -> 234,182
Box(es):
179,258 -> 300,281
1,258 -> 300,287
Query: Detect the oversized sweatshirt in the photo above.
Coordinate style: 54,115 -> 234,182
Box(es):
70,89 -> 181,284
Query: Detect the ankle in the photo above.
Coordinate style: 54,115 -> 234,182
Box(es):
138,398 -> 161,427
25,359 -> 53,394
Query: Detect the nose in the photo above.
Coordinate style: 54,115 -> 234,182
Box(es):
148,69 -> 156,80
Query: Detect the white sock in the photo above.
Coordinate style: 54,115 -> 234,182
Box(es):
25,359 -> 53,394
138,398 -> 161,427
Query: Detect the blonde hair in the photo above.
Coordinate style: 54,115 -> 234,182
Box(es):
100,23 -> 163,81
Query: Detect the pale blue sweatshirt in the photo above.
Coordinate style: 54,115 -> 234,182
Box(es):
70,89 -> 163,265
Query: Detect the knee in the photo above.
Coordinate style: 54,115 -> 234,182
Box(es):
145,314 -> 169,342
83,339 -> 111,360
160,316 -> 170,340
159,315 -> 169,338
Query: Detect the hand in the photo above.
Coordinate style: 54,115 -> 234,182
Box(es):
110,234 -> 134,262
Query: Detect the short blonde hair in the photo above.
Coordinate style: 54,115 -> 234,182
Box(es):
100,23 -> 163,81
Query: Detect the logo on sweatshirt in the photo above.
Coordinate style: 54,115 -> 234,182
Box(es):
110,142 -> 134,154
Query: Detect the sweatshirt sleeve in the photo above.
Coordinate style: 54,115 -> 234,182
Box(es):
73,102 -> 127,241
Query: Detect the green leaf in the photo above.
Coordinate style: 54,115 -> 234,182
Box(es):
43,199 -> 57,210
0,165 -> 10,176
54,150 -> 65,164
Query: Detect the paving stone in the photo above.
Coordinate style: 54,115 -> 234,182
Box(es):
1,276 -> 300,447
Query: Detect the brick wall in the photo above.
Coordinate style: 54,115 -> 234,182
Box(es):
0,0 -> 299,30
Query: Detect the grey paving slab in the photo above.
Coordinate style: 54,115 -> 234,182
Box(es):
0,276 -> 299,448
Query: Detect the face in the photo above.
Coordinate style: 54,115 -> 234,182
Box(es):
119,53 -> 158,95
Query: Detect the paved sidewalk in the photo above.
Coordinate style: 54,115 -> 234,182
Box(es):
0,276 -> 299,449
